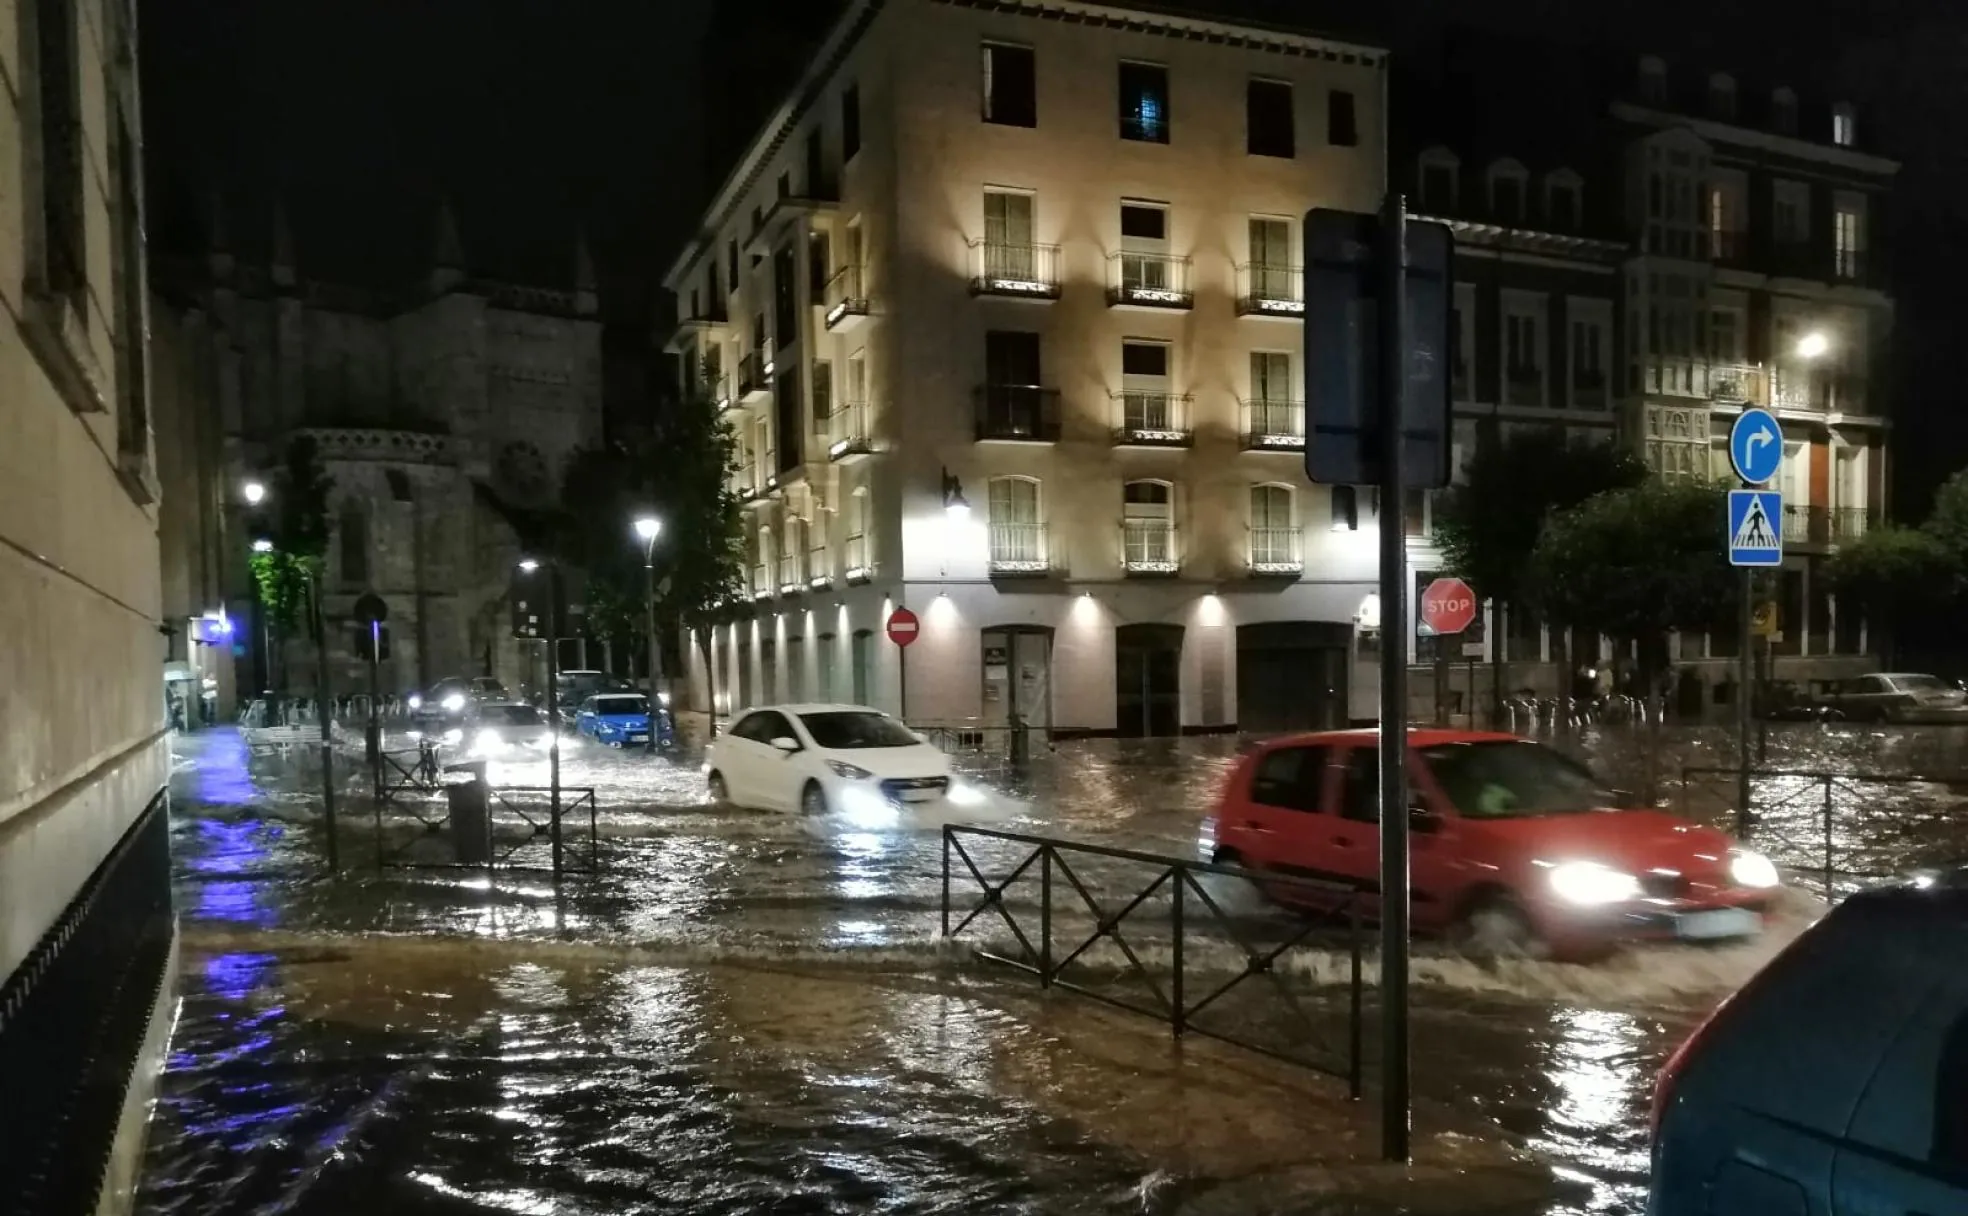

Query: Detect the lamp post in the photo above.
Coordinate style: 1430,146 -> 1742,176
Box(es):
517,557 -> 564,875
633,515 -> 663,754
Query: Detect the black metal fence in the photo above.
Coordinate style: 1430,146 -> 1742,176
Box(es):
373,782 -> 600,876
1679,765 -> 1968,898
940,824 -> 1368,1092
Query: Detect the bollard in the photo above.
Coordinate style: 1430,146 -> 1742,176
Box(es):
443,760 -> 493,866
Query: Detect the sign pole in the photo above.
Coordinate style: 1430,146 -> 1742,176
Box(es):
1737,571 -> 1752,835
311,573 -> 339,871
1376,191 -> 1411,1164
368,621 -> 383,801
1725,407 -> 1783,839
547,565 -> 563,880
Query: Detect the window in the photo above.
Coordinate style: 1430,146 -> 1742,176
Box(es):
983,188 -> 1037,278
1418,149 -> 1458,211
728,240 -> 740,292
1709,307 -> 1744,364
112,112 -> 147,459
812,358 -> 832,420
1250,484 -> 1296,568
777,171 -> 791,199
1118,62 -> 1169,143
1506,313 -> 1540,377
1123,481 -> 1175,569
842,83 -> 862,160
772,244 -> 797,349
982,42 -> 1037,127
1638,55 -> 1666,104
985,329 -> 1041,387
1832,102 -> 1855,147
988,476 -> 1044,569
1488,161 -> 1526,222
1546,174 -> 1580,230
34,0 -> 86,301
1772,87 -> 1798,134
1248,216 -> 1292,297
1247,79 -> 1294,158
1327,89 -> 1357,147
1121,340 -> 1168,379
1708,73 -> 1736,120
1249,351 -> 1295,435
1338,747 -> 1380,823
1708,169 -> 1747,259
339,504 -> 369,586
1250,745 -> 1327,812
807,229 -> 831,295
1773,180 -> 1810,244
1121,340 -> 1172,433
1119,201 -> 1171,293
1835,195 -> 1865,279
1570,314 -> 1607,401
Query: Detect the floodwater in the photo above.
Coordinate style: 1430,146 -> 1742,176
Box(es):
138,722 -> 1968,1215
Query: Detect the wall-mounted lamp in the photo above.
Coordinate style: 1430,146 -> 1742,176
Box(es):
941,468 -> 970,520
241,480 -> 267,506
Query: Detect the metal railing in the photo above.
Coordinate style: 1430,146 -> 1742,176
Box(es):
822,264 -> 868,326
1832,506 -> 1874,542
843,533 -> 869,579
1112,390 -> 1192,445
968,240 -> 1061,298
1248,526 -> 1302,574
1240,398 -> 1305,449
825,399 -> 871,458
1122,519 -> 1178,573
1677,765 -> 1968,900
1235,262 -> 1303,314
988,521 -> 1051,575
1108,251 -> 1193,307
1784,503 -> 1831,547
974,384 -> 1061,441
375,780 -> 601,876
940,824 -> 1367,1088
376,742 -> 444,806
737,351 -> 770,400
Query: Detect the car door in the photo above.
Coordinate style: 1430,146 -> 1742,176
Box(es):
1832,965 -> 1968,1216
575,696 -> 596,738
1325,744 -> 1460,926
1232,744 -> 1343,908
719,712 -> 770,805
747,709 -> 804,811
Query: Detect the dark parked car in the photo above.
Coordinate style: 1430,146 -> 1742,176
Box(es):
1650,867 -> 1968,1214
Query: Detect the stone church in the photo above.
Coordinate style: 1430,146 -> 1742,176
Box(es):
152,199 -> 604,702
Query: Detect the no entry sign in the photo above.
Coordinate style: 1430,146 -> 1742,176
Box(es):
885,606 -> 920,648
1419,577 -> 1477,636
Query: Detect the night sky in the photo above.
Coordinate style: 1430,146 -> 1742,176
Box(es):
139,0 -> 1968,499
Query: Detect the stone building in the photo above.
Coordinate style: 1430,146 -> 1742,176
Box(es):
152,202 -> 605,701
1,0 -> 178,1206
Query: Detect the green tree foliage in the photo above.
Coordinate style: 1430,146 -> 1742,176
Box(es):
1528,480 -> 1737,679
1921,468 -> 1968,573
247,435 -> 333,636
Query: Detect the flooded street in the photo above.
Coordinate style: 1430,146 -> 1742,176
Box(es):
139,723 -> 1968,1215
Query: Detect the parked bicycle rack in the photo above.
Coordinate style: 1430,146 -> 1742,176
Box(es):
941,824 -> 1369,1091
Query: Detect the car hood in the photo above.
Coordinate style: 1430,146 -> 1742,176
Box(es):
821,743 -> 951,779
1468,808 -> 1735,876
593,713 -> 650,725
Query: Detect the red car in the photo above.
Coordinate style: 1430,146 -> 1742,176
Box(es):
1202,729 -> 1781,958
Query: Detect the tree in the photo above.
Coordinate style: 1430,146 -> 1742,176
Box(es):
1922,468 -> 1968,574
247,435 -> 333,687
1528,480 -> 1736,797
1825,524 -> 1957,663
1431,425 -> 1647,721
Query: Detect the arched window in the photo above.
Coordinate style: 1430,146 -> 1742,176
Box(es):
1638,55 -> 1666,104
1417,147 -> 1459,212
1708,73 -> 1736,120
1832,102 -> 1856,147
1544,169 -> 1583,230
987,475 -> 1045,571
1122,480 -> 1175,572
1771,86 -> 1798,134
1486,159 -> 1528,223
1249,483 -> 1298,570
338,501 -> 369,587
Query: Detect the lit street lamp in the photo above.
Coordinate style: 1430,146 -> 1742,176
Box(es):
633,514 -> 664,754
1795,331 -> 1830,361
242,479 -> 267,506
940,468 -> 970,520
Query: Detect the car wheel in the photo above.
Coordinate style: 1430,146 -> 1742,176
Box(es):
707,772 -> 730,806
801,781 -> 829,817
1199,849 -> 1270,918
1451,895 -> 1549,960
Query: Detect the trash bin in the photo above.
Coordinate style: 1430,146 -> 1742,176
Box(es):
443,760 -> 492,865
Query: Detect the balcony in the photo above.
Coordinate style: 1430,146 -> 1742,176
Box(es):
1768,239 -> 1826,281
1235,263 -> 1304,317
1784,504 -> 1831,548
822,264 -> 870,331
1504,367 -> 1544,409
1707,364 -> 1847,414
1107,252 -> 1193,309
737,352 -> 771,404
1240,399 -> 1305,450
1832,506 -> 1875,544
778,552 -> 807,596
751,564 -> 772,600
807,548 -> 833,591
1121,519 -> 1179,575
663,312 -> 728,355
1571,370 -> 1610,410
746,189 -> 841,254
974,384 -> 1061,442
843,534 -> 873,584
1833,249 -> 1871,285
1112,391 -> 1193,447
825,399 -> 873,461
1247,527 -> 1302,577
988,522 -> 1054,577
968,241 -> 1062,300
708,374 -> 733,414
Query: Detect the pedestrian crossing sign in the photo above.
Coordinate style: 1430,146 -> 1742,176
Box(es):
1728,489 -> 1783,567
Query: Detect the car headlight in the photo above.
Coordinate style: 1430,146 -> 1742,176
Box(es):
407,693 -> 423,710
946,782 -> 987,807
441,693 -> 466,712
826,760 -> 874,780
1548,861 -> 1643,906
443,728 -> 464,746
1729,850 -> 1781,889
473,729 -> 502,753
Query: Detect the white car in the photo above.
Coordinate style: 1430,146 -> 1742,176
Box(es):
705,703 -> 980,818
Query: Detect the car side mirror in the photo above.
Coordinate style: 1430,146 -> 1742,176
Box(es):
770,736 -> 801,753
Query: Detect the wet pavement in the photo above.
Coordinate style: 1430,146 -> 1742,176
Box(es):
138,722 -> 1968,1215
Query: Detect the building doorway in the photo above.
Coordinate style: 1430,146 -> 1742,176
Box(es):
1115,622 -> 1183,737
981,626 -> 1052,731
1236,622 -> 1350,732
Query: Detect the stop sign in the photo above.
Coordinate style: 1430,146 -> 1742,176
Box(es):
885,606 -> 920,648
1420,577 -> 1478,635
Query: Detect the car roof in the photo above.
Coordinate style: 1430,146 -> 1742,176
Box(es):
1255,728 -> 1527,749
741,703 -> 886,716
1877,672 -> 1939,680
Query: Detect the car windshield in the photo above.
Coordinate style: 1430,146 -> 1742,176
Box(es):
479,706 -> 542,727
472,679 -> 506,693
1893,675 -> 1950,693
592,696 -> 648,717
798,711 -> 918,750
1422,740 -> 1616,819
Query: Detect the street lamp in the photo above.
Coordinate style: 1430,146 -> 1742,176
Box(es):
633,514 -> 664,753
1795,331 -> 1830,361
940,469 -> 970,520
242,479 -> 267,506
517,557 -> 540,573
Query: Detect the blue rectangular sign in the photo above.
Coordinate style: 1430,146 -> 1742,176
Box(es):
1728,489 -> 1783,567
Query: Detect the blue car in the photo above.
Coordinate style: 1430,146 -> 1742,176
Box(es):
575,693 -> 673,749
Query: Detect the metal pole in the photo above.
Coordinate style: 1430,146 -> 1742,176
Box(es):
645,545 -> 660,754
547,567 -> 564,879
1822,776 -> 1834,899
1376,191 -> 1412,1163
898,639 -> 909,723
312,573 -> 339,870
367,620 -> 383,801
1736,568 -> 1753,837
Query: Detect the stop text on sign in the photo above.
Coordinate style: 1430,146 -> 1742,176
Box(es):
1419,577 -> 1478,635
